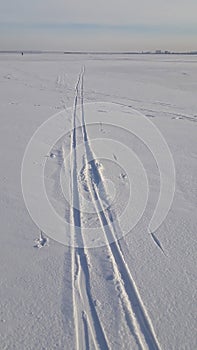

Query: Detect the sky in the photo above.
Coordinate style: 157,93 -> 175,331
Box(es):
0,0 -> 197,51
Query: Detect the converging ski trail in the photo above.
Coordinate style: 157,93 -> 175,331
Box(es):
62,69 -> 162,350
63,69 -> 109,350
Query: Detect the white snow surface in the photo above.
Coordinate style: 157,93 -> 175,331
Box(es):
0,53 -> 196,350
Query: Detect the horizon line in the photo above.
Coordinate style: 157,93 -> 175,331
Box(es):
0,50 -> 197,55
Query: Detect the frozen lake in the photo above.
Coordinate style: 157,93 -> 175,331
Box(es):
0,53 -> 196,349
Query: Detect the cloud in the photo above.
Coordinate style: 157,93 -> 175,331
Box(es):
1,0 -> 197,26
62,0 -> 197,27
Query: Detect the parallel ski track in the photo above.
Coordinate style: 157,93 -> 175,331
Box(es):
79,68 -> 162,350
67,70 -> 110,350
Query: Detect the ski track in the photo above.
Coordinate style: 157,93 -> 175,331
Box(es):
66,70 -> 109,350
62,69 -> 162,349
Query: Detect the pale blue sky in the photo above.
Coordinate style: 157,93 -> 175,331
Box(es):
0,0 -> 197,51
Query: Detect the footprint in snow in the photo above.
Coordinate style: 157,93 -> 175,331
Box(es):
34,231 -> 49,248
150,232 -> 166,255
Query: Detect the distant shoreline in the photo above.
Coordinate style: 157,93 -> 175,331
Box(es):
0,50 -> 197,55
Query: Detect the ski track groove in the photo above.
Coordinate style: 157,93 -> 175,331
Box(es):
79,68 -> 162,350
67,69 -> 110,350
67,73 -> 81,350
82,311 -> 90,350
